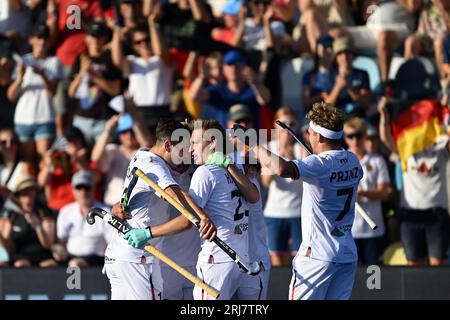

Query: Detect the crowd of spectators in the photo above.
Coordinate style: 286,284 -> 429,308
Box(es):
0,0 -> 449,268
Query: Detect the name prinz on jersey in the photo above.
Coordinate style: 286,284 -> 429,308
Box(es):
329,167 -> 359,183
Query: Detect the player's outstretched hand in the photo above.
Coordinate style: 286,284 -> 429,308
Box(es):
198,216 -> 217,242
112,202 -> 132,221
206,152 -> 232,169
123,228 -> 152,249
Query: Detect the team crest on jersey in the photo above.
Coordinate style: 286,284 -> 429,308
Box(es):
234,223 -> 248,235
366,164 -> 373,172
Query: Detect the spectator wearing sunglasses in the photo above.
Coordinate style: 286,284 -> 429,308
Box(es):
111,8 -> 174,136
55,170 -> 112,267
0,128 -> 34,209
262,107 -> 307,266
344,117 -> 392,266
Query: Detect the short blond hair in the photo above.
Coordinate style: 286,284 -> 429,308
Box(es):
306,102 -> 345,133
344,117 -> 367,134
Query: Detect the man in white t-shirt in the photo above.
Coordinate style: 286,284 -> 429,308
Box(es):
254,102 -> 363,300
151,165 -> 201,300
188,120 -> 260,300
105,119 -> 216,300
344,117 -> 391,266
57,170 -> 113,267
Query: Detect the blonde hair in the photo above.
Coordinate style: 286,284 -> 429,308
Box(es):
344,117 -> 367,134
192,119 -> 228,152
306,102 -> 345,133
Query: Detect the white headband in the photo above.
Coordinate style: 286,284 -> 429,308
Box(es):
309,121 -> 343,140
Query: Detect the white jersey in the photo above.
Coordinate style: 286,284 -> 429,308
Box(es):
156,166 -> 201,267
108,149 -> 178,263
189,165 -> 249,263
293,149 -> 363,263
248,177 -> 271,270
352,152 -> 389,239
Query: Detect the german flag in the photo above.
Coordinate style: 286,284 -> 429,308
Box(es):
388,99 -> 447,171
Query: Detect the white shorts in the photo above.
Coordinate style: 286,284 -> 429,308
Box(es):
152,262 -> 196,300
194,261 -> 246,300
232,267 -> 271,300
289,255 -> 357,300
347,24 -> 412,52
105,256 -> 162,300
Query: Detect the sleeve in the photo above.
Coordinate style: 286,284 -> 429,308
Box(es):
142,159 -> 178,191
188,166 -> 214,209
45,57 -> 63,80
292,155 -> 326,183
375,156 -> 391,185
56,209 -> 69,242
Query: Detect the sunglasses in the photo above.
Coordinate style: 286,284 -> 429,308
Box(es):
345,132 -> 364,140
133,37 -> 150,45
0,139 -> 18,146
75,185 -> 92,191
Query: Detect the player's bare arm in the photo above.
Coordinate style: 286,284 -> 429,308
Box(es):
254,144 -> 299,179
227,164 -> 260,203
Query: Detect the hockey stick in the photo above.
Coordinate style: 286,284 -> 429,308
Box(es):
275,120 -> 378,230
87,207 -> 220,299
134,168 -> 261,276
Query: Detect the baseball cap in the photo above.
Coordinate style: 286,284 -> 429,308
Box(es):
333,37 -> 356,55
229,104 -> 251,121
223,50 -> 247,66
31,24 -> 50,39
14,174 -> 37,194
117,113 -> 133,134
223,0 -> 242,16
72,170 -> 94,188
86,21 -> 109,38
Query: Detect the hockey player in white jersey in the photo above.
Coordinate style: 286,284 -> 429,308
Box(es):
151,164 -> 201,300
188,120 -> 260,300
232,160 -> 271,300
254,102 -> 364,300
105,119 -> 216,300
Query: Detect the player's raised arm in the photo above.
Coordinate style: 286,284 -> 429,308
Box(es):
253,144 -> 299,179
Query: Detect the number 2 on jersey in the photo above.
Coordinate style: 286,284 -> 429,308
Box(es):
231,189 -> 249,221
335,187 -> 354,221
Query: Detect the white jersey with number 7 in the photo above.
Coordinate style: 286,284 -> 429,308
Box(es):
292,149 -> 364,263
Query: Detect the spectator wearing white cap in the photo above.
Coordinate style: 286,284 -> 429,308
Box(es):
56,170 -> 112,267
